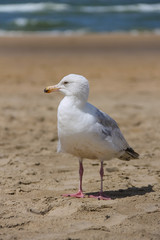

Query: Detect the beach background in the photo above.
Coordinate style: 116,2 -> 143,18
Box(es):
0,1 -> 160,240
0,0 -> 160,35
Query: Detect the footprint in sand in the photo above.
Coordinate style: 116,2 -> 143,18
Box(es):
104,213 -> 127,227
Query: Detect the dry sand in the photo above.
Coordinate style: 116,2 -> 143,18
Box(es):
0,34 -> 160,240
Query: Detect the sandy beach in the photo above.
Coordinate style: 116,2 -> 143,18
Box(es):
0,33 -> 160,240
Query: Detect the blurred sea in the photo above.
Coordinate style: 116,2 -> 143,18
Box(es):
0,0 -> 160,35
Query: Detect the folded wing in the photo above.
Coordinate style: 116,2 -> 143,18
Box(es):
96,109 -> 139,160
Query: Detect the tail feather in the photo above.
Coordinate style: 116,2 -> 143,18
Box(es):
120,147 -> 139,160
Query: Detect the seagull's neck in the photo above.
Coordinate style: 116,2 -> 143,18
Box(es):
61,95 -> 87,109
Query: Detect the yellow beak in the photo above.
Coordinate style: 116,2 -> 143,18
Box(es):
44,85 -> 59,93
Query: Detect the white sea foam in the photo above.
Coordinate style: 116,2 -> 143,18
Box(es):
0,2 -> 70,13
13,18 -> 28,27
0,2 -> 160,13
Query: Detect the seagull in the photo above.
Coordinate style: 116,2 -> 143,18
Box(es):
44,74 -> 139,200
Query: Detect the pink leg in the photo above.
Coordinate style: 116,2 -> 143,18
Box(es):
89,160 -> 111,200
62,159 -> 85,198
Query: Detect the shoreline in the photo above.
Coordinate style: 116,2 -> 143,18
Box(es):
0,30 -> 160,37
0,32 -> 160,55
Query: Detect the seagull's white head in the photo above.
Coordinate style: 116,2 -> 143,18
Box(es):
44,74 -> 89,102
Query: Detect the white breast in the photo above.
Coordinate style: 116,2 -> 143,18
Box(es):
57,98 -> 117,160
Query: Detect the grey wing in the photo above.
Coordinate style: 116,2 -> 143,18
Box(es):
95,109 -> 139,159
95,109 -> 129,152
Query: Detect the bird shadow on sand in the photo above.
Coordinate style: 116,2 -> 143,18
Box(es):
87,185 -> 154,199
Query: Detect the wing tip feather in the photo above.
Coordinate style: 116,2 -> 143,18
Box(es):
120,147 -> 139,160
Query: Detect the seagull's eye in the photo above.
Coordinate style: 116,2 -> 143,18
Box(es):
64,81 -> 69,85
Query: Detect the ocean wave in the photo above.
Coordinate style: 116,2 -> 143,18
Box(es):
0,2 -> 70,13
80,3 -> 160,13
12,17 -> 69,31
0,28 -> 89,37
